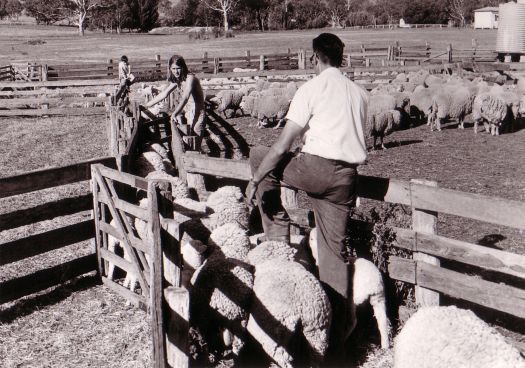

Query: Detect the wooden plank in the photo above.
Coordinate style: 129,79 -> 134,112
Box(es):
0,193 -> 92,231
149,183 -> 168,368
0,79 -> 118,88
0,96 -> 107,107
0,254 -> 96,304
0,220 -> 94,266
0,157 -> 116,199
0,88 -> 114,97
410,183 -> 525,230
98,220 -> 151,255
182,153 -> 251,180
101,276 -> 148,310
98,192 -> 149,221
100,247 -> 135,274
357,175 -> 411,205
393,227 -> 525,279
411,179 -> 439,307
93,164 -> 148,191
417,262 -> 525,319
0,107 -> 107,116
165,287 -> 190,368
388,256 -> 416,283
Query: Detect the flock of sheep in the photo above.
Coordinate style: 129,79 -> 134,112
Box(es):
102,141 -> 524,367
203,68 -> 525,150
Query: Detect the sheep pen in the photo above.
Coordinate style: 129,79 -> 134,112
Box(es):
2,64 -> 525,367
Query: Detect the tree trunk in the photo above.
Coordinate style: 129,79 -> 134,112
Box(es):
223,10 -> 229,33
78,12 -> 86,36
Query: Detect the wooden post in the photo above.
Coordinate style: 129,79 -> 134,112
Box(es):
447,44 -> 453,64
411,179 -> 440,307
213,57 -> 220,74
165,287 -> 190,368
245,50 -> 251,67
41,64 -> 48,82
281,186 -> 300,234
149,182 -> 167,368
202,51 -> 209,73
259,54 -> 265,71
107,59 -> 114,77
155,54 -> 161,79
346,53 -> 352,68
365,58 -> 371,67
298,49 -> 306,70
186,173 -> 206,199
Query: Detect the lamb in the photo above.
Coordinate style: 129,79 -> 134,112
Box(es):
308,227 -> 391,349
246,258 -> 332,368
134,146 -> 176,177
239,95 -> 256,116
366,109 -> 402,150
209,90 -> 244,117
394,306 -> 525,368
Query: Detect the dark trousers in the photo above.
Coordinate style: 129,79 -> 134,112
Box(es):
249,145 -> 358,298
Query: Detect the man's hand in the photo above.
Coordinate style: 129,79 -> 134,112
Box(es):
245,180 -> 258,208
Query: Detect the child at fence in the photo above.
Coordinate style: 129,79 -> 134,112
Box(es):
115,55 -> 135,106
144,55 -> 206,151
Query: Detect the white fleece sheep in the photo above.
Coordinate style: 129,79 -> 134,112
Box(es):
210,90 -> 244,117
207,222 -> 251,262
366,109 -> 402,150
203,186 -> 250,230
134,146 -> 176,178
247,258 -> 332,368
309,227 -> 391,349
429,85 -> 475,131
251,95 -> 292,129
472,92 -> 509,135
190,248 -> 255,357
409,85 -> 438,126
394,306 -> 525,368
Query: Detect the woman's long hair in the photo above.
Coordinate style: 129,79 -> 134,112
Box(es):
167,55 -> 189,83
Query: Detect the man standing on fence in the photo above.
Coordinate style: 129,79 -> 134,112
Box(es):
246,32 -> 369,358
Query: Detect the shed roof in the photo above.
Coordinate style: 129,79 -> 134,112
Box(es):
474,7 -> 499,12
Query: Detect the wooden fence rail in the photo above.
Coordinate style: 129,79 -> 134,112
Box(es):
0,156 -> 117,305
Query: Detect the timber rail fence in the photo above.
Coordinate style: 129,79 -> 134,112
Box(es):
1,39 -> 513,82
0,156 -> 116,304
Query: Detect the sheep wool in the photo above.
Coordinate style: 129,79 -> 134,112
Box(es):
247,240 -> 298,266
191,255 -> 254,356
204,186 -> 249,230
208,222 -> 251,262
394,306 -> 525,368
145,171 -> 190,199
472,92 -> 508,135
247,260 -> 332,368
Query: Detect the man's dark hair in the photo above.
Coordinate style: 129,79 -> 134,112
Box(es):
121,55 -> 128,63
312,33 -> 345,67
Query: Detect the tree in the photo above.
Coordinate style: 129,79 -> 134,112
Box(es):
4,0 -> 23,19
447,0 -> 467,27
24,0 -> 69,24
65,0 -> 106,35
325,0 -> 346,28
125,0 -> 159,32
201,0 -> 239,32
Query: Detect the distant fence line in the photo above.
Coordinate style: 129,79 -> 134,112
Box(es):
0,41 -> 501,83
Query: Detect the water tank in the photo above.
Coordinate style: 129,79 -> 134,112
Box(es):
496,0 -> 525,54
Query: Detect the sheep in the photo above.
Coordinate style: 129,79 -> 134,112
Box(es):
209,90 -> 244,117
207,222 -> 251,262
366,109 -> 402,150
203,185 -> 250,231
394,306 -> 525,368
190,245 -> 255,357
410,85 -> 438,126
246,259 -> 332,368
239,95 -> 256,116
429,85 -> 475,131
308,227 -> 391,349
134,147 -> 176,178
472,92 -> 509,135
252,95 -> 291,129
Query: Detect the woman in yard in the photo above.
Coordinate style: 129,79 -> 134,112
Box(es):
145,55 -> 206,150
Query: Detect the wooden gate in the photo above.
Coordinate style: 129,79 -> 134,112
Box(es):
91,163 -> 189,368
